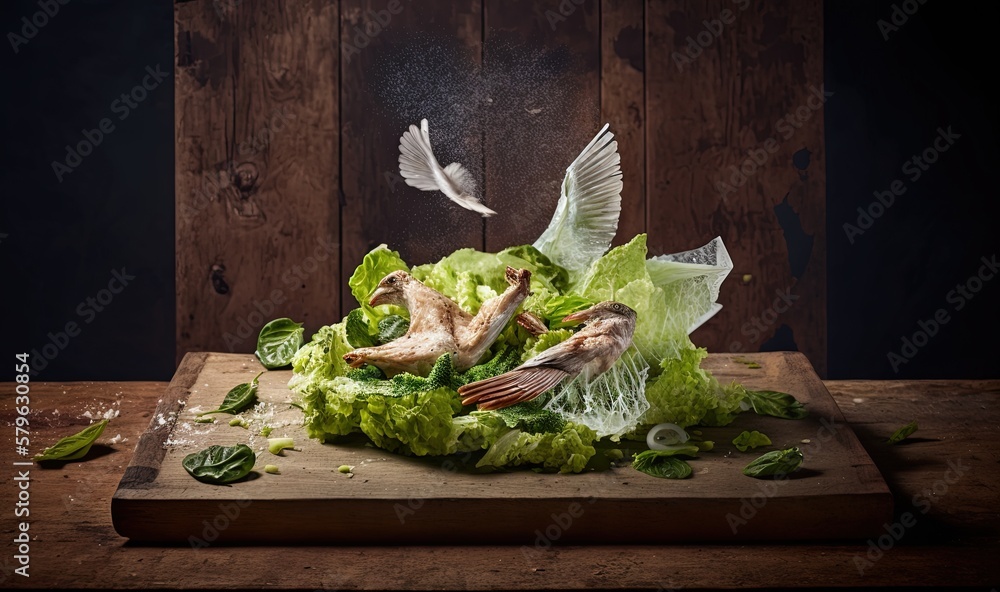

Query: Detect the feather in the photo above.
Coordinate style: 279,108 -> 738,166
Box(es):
459,367 -> 568,409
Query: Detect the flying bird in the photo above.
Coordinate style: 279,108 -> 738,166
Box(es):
398,118 -> 497,217
343,266 -> 530,376
458,301 -> 637,411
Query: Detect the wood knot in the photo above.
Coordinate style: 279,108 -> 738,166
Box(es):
232,162 -> 259,193
210,264 -> 230,295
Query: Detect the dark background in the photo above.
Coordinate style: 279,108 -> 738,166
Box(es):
1,0 -> 996,381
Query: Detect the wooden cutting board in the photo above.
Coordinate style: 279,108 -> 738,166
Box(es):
112,351 -> 892,544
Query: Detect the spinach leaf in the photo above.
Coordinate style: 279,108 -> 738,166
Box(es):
35,419 -> 108,461
255,318 -> 304,368
732,430 -> 771,452
742,447 -> 803,478
182,444 -> 256,484
377,314 -> 409,343
199,372 -> 262,416
632,449 -> 694,479
345,309 -> 377,348
887,420 -> 918,444
745,390 -> 808,419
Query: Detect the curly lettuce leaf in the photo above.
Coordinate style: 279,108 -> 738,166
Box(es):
642,347 -> 745,428
348,244 -> 409,309
289,322 -> 354,387
521,329 -> 574,362
476,423 -> 597,474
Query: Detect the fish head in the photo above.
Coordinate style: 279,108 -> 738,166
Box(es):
369,271 -> 411,307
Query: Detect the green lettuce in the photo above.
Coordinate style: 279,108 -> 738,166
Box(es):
642,347 -> 745,428
475,423 -> 597,473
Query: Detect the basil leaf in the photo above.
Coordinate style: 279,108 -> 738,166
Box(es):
35,419 -> 108,461
377,314 -> 409,343
345,309 -> 377,348
745,390 -> 808,419
200,372 -> 262,416
182,444 -> 256,484
255,318 -> 305,369
732,430 -> 771,452
742,446 -> 803,478
632,449 -> 694,479
887,420 -> 918,444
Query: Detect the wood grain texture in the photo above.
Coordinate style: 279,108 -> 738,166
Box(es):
339,0 -> 484,312
645,0 -> 827,374
175,0 -> 340,359
3,377 -> 998,589
483,0 -> 601,251
601,0 -> 646,246
111,351 -> 890,544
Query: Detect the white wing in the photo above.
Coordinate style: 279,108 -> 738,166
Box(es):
398,119 -> 495,217
533,123 -> 623,282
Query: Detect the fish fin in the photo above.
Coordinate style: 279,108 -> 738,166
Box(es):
459,367 -> 568,410
398,119 -> 441,192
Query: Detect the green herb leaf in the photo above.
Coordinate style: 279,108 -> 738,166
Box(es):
745,390 -> 808,420
887,421 -> 918,444
345,309 -> 377,348
742,447 -> 803,478
377,314 -> 410,343
199,372 -> 263,416
632,449 -> 694,479
35,419 -> 108,461
182,444 -> 256,484
732,430 -> 771,452
255,318 -> 305,369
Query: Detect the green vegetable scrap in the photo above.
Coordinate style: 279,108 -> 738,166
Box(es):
183,444 -> 256,484
337,465 -> 354,474
228,417 -> 247,428
35,419 -> 108,461
264,464 -> 280,474
743,389 -> 808,420
199,373 -> 263,416
255,318 -> 305,369
632,448 -> 696,479
742,447 -> 804,478
267,437 -> 295,455
732,430 -> 771,452
194,416 -> 215,424
887,421 -> 918,444
259,425 -> 273,437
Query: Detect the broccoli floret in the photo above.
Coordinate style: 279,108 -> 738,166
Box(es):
347,365 -> 386,382
454,346 -> 521,387
493,401 -> 567,434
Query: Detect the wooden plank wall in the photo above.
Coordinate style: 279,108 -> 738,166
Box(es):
175,0 -> 827,375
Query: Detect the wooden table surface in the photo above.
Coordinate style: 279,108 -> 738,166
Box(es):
2,378 -> 998,590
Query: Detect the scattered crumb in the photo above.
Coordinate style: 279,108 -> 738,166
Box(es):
852,398 -> 864,404
525,107 -> 542,115
801,438 -> 811,444
108,433 -> 127,445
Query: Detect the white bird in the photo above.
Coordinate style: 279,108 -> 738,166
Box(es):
398,119 -> 496,217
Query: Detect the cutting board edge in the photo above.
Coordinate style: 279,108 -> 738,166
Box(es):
111,489 -> 895,544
